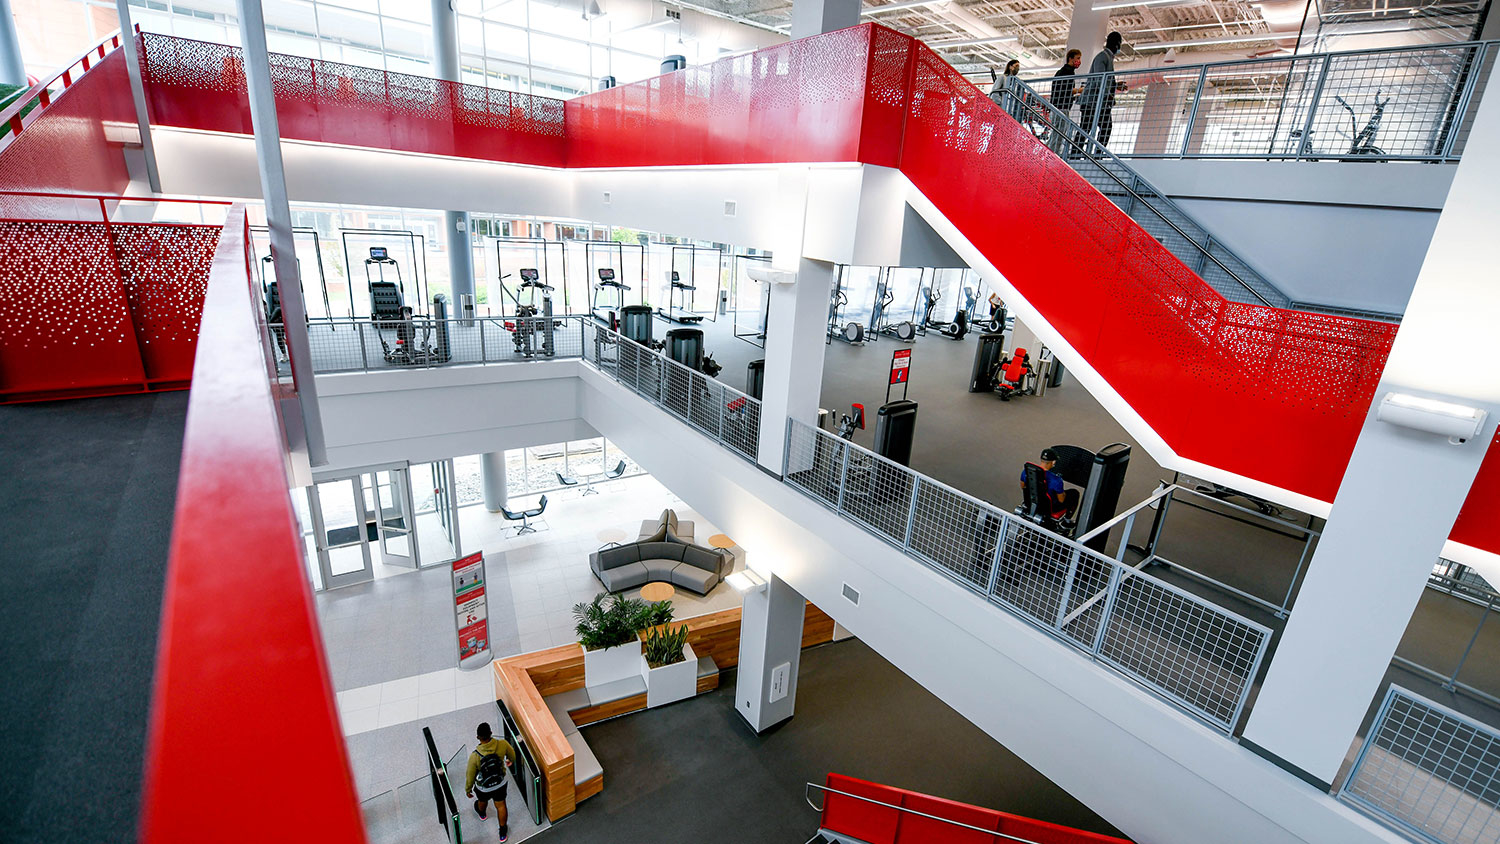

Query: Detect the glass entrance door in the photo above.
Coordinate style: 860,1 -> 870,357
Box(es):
415,459 -> 462,566
307,477 -> 373,589
367,469 -> 418,569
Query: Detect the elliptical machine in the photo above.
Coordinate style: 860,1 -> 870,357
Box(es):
1335,90 -> 1390,159
827,288 -> 865,345
870,277 -> 917,342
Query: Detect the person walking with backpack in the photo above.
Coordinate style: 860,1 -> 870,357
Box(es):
465,722 -> 517,840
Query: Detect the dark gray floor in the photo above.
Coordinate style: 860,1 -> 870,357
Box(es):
0,391 -> 188,844
540,639 -> 1125,844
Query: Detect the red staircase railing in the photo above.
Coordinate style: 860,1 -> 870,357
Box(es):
811,773 -> 1134,844
139,204 -> 365,843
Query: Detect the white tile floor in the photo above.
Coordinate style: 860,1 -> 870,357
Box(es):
329,473 -> 747,738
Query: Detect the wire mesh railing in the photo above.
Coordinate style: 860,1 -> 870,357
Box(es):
268,315 -> 589,375
783,417 -> 1272,733
1021,40 -> 1496,162
582,322 -> 762,464
1341,685 -> 1500,844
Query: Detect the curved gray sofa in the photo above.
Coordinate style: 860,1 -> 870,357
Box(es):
590,509 -> 728,595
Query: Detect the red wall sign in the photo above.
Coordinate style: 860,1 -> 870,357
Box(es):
452,552 -> 490,664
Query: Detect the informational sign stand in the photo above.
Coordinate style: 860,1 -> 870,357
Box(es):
886,348 -> 912,403
452,552 -> 492,669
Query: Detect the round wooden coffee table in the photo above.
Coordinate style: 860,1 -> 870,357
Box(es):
596,528 -> 627,545
707,534 -> 735,550
641,582 -> 675,602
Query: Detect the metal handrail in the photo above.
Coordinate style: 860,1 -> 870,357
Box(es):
1003,78 -> 1278,308
804,783 -> 1065,844
1024,37 -> 1500,92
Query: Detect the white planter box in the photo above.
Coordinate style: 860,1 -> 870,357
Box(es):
584,639 -> 643,689
643,642 -> 697,708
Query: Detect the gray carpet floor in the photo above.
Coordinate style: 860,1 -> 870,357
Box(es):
0,391 -> 188,844
539,638 -> 1126,844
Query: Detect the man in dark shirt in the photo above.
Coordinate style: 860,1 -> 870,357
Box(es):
1021,448 -> 1080,519
1047,49 -> 1083,156
1080,31 -> 1127,150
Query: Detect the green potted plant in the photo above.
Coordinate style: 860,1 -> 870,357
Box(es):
572,593 -> 672,688
639,622 -> 696,708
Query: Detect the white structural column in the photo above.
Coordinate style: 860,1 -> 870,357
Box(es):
735,572 -> 806,732
1242,89 -> 1500,786
756,167 -> 836,473
1064,1 -> 1111,66
236,0 -> 327,465
791,0 -> 860,39
431,0 -> 476,311
481,451 -> 507,513
114,0 -> 162,192
0,0 -> 25,86
1132,81 -> 1178,156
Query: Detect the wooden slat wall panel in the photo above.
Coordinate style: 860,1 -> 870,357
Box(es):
803,602 -> 836,648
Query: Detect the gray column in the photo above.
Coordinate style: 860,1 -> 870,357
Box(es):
114,0 -> 162,192
1242,84 -> 1500,787
236,0 -> 327,465
432,0 -> 475,307
481,451 -> 508,513
734,573 -> 805,732
790,0 -> 860,39
0,0 -> 26,86
1132,81 -> 1179,156
1064,2 -> 1110,66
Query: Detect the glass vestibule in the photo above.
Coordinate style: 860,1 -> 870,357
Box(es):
303,463 -> 455,591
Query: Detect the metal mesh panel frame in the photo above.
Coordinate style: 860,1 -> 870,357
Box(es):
1342,685 -> 1500,844
781,417 -> 1272,733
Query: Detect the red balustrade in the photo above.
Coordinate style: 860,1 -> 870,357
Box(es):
818,773 -> 1133,844
140,205 -> 365,843
0,192 -> 227,402
139,32 -> 568,168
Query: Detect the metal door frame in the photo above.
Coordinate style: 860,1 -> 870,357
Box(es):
307,477 -> 374,590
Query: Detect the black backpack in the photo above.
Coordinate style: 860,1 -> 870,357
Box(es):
475,750 -> 506,791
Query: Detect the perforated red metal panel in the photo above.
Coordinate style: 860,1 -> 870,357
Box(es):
0,49 -> 132,195
565,25 -> 874,167
139,33 -> 567,168
0,220 -> 145,399
114,223 -> 222,387
896,41 -> 1397,503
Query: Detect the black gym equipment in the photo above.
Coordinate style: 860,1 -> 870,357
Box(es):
992,347 -> 1037,400
969,332 -> 1006,392
1047,443 -> 1131,550
665,327 -> 722,377
746,359 -> 765,400
873,400 -> 918,467
915,285 -> 940,336
591,267 -> 630,327
835,403 -> 866,440
827,288 -> 865,345
342,229 -> 427,317
1017,463 -> 1078,537
870,273 -> 917,343
495,236 -> 564,316
251,226 -> 338,323
365,246 -> 407,327
500,268 -> 560,358
620,304 -> 658,349
376,293 -> 454,366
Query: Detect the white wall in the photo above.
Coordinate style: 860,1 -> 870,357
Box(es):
1131,160 -> 1457,315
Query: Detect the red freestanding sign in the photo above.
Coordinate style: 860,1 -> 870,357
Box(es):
452,552 -> 491,665
889,348 -> 911,384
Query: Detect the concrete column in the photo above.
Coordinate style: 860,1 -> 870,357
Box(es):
756,166 -> 835,474
1242,87 -> 1500,788
0,0 -> 26,86
1183,83 -> 1219,155
481,451 -> 508,512
1064,1 -> 1110,67
1132,81 -> 1179,156
790,0 -> 860,39
236,0 -> 327,465
734,573 -> 806,732
432,0 -> 475,307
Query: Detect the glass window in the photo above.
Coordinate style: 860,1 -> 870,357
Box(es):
477,0 -> 525,27
483,21 -> 528,63
610,26 -> 664,59
381,17 -> 433,64
610,47 -> 659,84
264,0 -> 317,34
378,0 -> 431,23
266,32 -> 322,59
318,6 -> 383,54
486,57 -> 529,93
530,32 -> 590,77
319,0 -> 380,13
456,13 -> 484,54
526,0 -> 583,36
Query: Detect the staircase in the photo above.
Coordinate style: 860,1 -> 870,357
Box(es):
1001,77 -> 1399,321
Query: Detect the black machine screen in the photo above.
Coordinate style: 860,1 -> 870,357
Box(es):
368,247 -> 388,260
520,268 -> 540,282
598,268 -> 615,281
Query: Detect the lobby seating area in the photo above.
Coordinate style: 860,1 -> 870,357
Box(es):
590,509 -> 731,594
